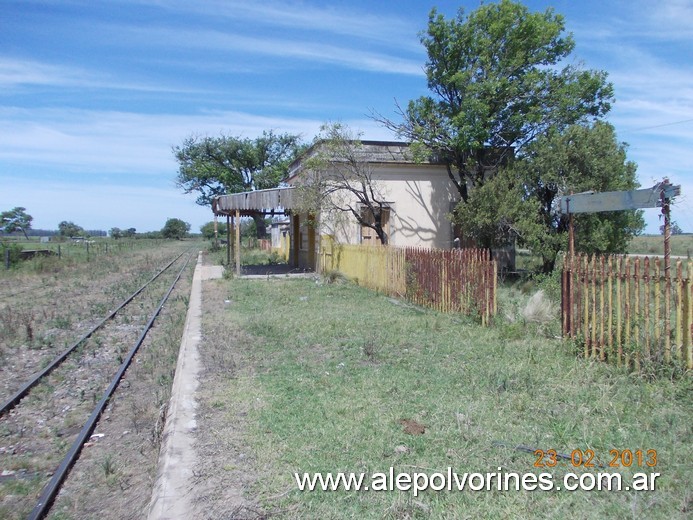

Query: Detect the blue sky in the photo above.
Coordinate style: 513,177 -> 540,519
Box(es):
1,0 -> 692,234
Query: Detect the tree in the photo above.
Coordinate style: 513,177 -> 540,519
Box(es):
161,218 -> 190,240
454,122 -> 644,272
296,123 -> 391,245
374,0 -> 613,246
111,227 -> 135,239
58,221 -> 84,237
200,221 -> 227,240
174,130 -> 304,237
1,207 -> 33,238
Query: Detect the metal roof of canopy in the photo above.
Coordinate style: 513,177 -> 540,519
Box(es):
212,187 -> 297,216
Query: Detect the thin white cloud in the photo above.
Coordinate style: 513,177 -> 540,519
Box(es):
0,107 -> 392,177
0,59 -> 84,89
120,0 -> 422,51
0,107 -> 326,174
571,0 -> 693,41
0,58 -> 215,95
629,0 -> 693,39
114,25 -> 423,76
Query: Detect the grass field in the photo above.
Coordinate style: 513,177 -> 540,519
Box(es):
0,237 -> 173,270
199,274 -> 691,519
628,234 -> 693,257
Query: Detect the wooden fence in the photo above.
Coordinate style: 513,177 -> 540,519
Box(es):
319,240 -> 497,324
562,254 -> 692,370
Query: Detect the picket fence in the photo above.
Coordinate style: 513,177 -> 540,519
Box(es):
562,254 -> 692,370
319,240 -> 497,324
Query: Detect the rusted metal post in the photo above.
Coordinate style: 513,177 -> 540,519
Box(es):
661,179 -> 672,361
563,197 -> 574,337
567,197 -> 575,260
661,179 -> 671,278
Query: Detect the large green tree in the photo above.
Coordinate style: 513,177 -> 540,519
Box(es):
58,221 -> 84,238
1,207 -> 33,238
174,130 -> 304,237
375,0 -> 613,231
455,122 -> 645,272
200,221 -> 227,240
161,218 -> 190,240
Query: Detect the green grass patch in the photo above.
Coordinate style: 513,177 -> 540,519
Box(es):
210,277 -> 691,519
628,234 -> 693,257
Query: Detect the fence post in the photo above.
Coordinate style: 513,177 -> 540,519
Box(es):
561,262 -> 569,336
675,261 -> 683,361
4,248 -> 9,269
644,257 -> 651,359
599,256 -> 606,360
686,261 -> 692,370
607,257 -> 613,359
654,258 -> 661,360
661,184 -> 672,362
633,258 -> 641,371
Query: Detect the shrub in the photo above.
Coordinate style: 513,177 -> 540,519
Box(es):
0,242 -> 23,267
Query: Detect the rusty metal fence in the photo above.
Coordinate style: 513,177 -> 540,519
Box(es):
562,254 -> 692,370
320,239 -> 497,324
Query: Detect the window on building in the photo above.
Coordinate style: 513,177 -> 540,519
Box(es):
360,206 -> 390,245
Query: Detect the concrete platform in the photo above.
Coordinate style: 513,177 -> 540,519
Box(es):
200,265 -> 225,280
147,252 -> 223,520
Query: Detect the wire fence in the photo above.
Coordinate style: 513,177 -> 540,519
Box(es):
2,239 -> 172,269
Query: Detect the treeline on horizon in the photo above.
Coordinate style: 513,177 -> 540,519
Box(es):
1,230 -> 196,239
10,229 -> 108,237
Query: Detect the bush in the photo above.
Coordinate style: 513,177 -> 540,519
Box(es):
0,242 -> 23,267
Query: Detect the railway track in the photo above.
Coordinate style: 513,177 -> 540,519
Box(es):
0,249 -> 189,417
0,249 -> 196,519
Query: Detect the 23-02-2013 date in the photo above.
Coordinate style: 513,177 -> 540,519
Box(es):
534,449 -> 657,469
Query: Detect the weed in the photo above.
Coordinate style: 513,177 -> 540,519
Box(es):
0,307 -> 34,340
53,315 -> 72,330
323,269 -> 349,285
362,337 -> 379,362
101,454 -> 118,477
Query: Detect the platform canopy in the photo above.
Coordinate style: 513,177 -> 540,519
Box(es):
212,187 -> 297,217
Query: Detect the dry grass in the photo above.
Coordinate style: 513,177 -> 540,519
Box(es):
520,290 -> 557,326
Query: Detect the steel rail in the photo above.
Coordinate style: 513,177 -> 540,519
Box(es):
0,249 -> 189,417
28,251 -> 194,520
